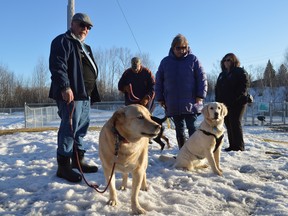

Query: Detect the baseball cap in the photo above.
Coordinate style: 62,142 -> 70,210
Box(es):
72,13 -> 93,27
131,57 -> 141,70
131,57 -> 141,65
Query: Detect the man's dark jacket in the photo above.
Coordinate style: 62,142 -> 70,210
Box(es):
49,30 -> 100,104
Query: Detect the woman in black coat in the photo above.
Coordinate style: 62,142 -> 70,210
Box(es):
215,53 -> 250,151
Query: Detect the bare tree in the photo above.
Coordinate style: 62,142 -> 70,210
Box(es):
31,57 -> 50,103
93,47 -> 156,101
135,52 -> 157,73
0,64 -> 17,107
118,47 -> 132,69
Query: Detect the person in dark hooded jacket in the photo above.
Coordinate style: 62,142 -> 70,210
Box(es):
49,13 -> 100,183
215,53 -> 250,151
155,34 -> 208,149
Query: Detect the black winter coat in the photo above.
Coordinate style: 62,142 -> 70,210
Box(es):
215,67 -> 249,108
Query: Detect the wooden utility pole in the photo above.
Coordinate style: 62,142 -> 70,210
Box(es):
67,0 -> 75,30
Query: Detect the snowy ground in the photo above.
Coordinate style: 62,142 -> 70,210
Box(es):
0,108 -> 288,216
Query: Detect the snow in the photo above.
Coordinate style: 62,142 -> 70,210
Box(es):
0,107 -> 288,216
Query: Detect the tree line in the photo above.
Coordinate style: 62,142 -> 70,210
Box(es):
1,48 -> 288,108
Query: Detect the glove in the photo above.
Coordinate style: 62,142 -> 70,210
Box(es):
140,95 -> 149,106
195,97 -> 203,104
247,94 -> 253,103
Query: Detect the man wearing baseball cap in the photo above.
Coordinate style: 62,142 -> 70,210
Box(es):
49,13 -> 101,183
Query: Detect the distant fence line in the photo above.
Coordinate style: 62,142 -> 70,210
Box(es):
0,107 -> 24,114
244,101 -> 288,125
1,101 -> 288,128
23,102 -> 125,128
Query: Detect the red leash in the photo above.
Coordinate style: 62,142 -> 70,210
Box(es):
68,101 -> 116,193
127,83 -> 141,102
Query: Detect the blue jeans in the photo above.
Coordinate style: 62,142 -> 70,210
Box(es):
172,114 -> 198,148
56,100 -> 90,157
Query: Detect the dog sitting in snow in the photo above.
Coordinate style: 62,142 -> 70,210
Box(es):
175,102 -> 228,175
160,102 -> 228,176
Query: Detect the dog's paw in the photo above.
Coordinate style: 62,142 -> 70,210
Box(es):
119,186 -> 126,191
216,170 -> 223,176
196,164 -> 208,169
108,199 -> 118,206
178,167 -> 190,172
141,185 -> 148,191
132,205 -> 146,215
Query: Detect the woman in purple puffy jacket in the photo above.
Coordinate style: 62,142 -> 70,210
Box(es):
155,34 -> 208,149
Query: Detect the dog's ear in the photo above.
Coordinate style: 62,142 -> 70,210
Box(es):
111,107 -> 125,126
201,104 -> 209,118
220,103 -> 228,117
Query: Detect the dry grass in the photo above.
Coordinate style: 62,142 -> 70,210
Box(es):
261,138 -> 288,145
0,126 -> 102,136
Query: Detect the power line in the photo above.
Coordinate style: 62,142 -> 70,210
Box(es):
116,0 -> 142,54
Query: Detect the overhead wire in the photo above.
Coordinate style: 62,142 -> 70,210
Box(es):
116,0 -> 142,54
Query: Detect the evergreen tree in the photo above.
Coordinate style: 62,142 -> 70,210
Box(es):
277,64 -> 288,87
263,60 -> 276,87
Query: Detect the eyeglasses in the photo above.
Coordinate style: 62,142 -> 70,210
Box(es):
175,46 -> 187,51
224,58 -> 232,62
79,22 -> 91,30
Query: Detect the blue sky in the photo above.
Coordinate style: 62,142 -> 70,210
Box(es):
1,0 -> 288,81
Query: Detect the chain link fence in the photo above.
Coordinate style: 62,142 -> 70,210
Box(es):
24,103 -> 59,128
23,102 -> 125,128
244,101 -> 288,126
1,101 -> 288,129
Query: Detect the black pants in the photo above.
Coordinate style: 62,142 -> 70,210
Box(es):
224,104 -> 246,151
172,114 -> 198,149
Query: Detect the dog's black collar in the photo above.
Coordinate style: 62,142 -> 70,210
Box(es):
111,126 -> 129,157
198,129 -> 224,153
111,126 -> 128,144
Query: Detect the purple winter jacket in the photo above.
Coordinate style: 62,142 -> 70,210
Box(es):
155,48 -> 208,117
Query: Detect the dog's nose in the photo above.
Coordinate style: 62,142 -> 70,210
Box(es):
214,112 -> 219,119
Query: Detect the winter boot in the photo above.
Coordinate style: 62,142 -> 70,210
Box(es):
56,154 -> 82,182
72,149 -> 98,173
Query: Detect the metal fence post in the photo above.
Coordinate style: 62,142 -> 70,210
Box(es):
251,103 -> 255,125
284,101 -> 287,125
24,102 -> 27,128
269,101 -> 273,125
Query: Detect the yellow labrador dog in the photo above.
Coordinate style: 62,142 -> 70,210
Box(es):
175,102 -> 228,176
99,104 -> 161,214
